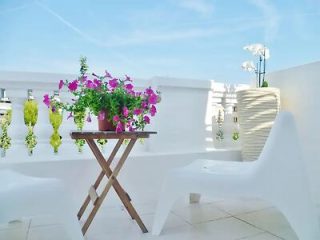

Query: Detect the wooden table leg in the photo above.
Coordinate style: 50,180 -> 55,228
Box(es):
77,139 -> 123,220
81,138 -> 148,235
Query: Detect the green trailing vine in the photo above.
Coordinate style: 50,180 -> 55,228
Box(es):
24,99 -> 38,155
74,110 -> 86,152
49,108 -> 63,153
25,123 -> 37,155
97,139 -> 107,150
0,109 -> 12,156
232,132 -> 239,141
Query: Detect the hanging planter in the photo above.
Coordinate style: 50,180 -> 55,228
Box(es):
49,108 -> 63,154
73,110 -> 86,152
0,109 -> 12,157
24,89 -> 38,155
0,89 -> 12,157
44,91 -> 63,154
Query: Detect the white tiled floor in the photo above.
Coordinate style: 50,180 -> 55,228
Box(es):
0,198 -> 298,240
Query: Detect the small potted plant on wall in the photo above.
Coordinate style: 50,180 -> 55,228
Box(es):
237,44 -> 280,161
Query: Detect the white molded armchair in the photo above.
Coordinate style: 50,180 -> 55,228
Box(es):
152,112 -> 320,240
0,169 -> 83,240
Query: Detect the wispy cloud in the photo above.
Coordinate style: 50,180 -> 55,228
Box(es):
33,0 -> 137,68
0,3 -> 30,16
174,0 -> 214,16
248,0 -> 280,42
34,0 -> 108,47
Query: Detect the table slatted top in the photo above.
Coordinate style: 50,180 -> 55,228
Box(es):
70,131 -> 157,140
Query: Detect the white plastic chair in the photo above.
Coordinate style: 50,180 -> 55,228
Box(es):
152,112 -> 320,240
0,169 -> 84,240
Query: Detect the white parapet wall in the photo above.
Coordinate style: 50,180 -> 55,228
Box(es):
268,61 -> 320,206
0,71 -> 245,206
0,71 -> 247,158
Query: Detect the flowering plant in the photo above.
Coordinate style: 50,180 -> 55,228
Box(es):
242,43 -> 270,88
43,57 -> 160,133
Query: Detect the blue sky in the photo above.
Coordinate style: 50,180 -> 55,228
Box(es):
0,0 -> 319,84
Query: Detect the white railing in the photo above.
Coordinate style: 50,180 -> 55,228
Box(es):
0,71 -> 247,162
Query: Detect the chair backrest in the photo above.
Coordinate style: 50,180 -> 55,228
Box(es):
255,111 -> 307,181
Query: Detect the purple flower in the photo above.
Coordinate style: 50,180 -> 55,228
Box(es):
86,80 -> 95,89
116,122 -> 123,133
148,94 -> 158,104
43,94 -> 51,108
123,106 -> 129,117
104,70 -> 112,78
128,126 -> 134,132
108,78 -> 118,88
68,80 -> 78,92
67,112 -> 73,120
141,101 -> 148,109
80,75 -> 88,83
143,115 -> 150,124
133,108 -> 142,115
94,79 -> 101,88
98,111 -> 105,120
113,115 -> 120,122
87,113 -> 92,122
145,87 -> 154,95
150,105 -> 157,116
51,106 -> 56,113
58,80 -> 64,90
125,83 -> 134,91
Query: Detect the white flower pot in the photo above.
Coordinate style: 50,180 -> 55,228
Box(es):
236,88 -> 280,161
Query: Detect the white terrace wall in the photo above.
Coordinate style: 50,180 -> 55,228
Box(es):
0,71 -> 247,160
0,71 -> 245,206
268,61 -> 320,206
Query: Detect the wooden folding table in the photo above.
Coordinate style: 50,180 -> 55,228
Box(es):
70,131 -> 156,235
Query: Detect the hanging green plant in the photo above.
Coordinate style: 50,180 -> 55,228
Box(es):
97,139 -> 107,150
24,97 -> 38,155
0,109 -> 12,156
25,123 -> 37,155
232,132 -> 239,141
49,108 -> 63,153
74,110 -> 86,152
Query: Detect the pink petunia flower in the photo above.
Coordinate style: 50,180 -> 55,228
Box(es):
86,80 -> 95,89
133,108 -> 142,115
108,78 -> 118,88
98,111 -> 105,120
148,94 -> 158,104
58,80 -> 64,90
68,80 -> 78,92
150,105 -> 157,116
94,79 -> 102,88
125,83 -> 134,91
123,106 -> 129,117
43,94 -> 51,108
116,121 -> 124,133
143,115 -> 150,124
113,115 -> 120,122
141,101 -> 148,109
145,87 -> 154,95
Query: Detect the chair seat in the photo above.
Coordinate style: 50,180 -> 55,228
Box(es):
177,159 -> 256,176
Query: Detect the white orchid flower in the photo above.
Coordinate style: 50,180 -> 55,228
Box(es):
243,43 -> 269,58
241,61 -> 256,72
